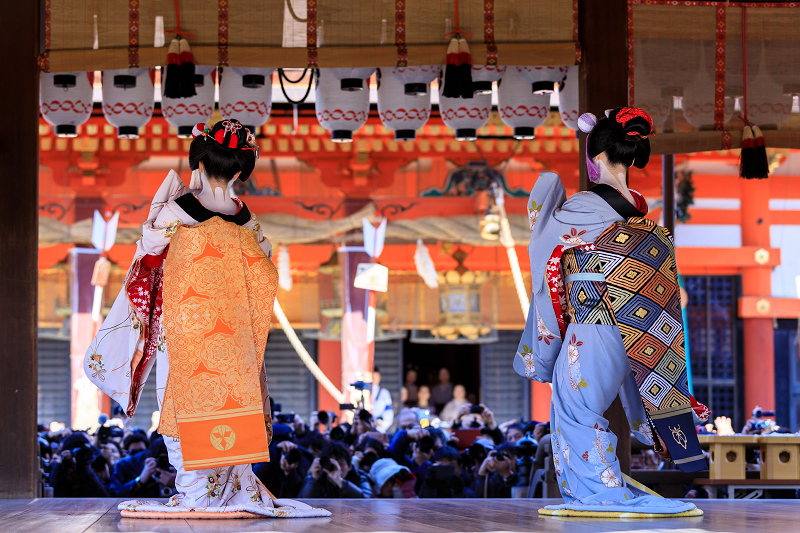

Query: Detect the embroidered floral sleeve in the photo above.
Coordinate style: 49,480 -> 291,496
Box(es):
160,220 -> 181,238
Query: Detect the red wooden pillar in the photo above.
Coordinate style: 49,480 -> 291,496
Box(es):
317,340 -> 342,414
531,382 -> 552,422
740,179 -> 775,415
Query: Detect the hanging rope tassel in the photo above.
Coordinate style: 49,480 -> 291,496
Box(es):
163,38 -> 182,98
456,36 -> 473,98
739,125 -> 757,179
442,37 -> 462,98
752,125 -> 769,179
178,38 -> 196,98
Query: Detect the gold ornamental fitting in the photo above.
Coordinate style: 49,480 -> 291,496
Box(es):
754,248 -> 770,265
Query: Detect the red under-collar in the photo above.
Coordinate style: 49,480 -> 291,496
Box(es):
630,189 -> 649,215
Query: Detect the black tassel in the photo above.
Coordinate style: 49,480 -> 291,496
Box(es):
163,38 -> 182,99
442,37 -> 461,98
752,126 -> 770,179
739,125 -> 757,179
178,38 -> 196,98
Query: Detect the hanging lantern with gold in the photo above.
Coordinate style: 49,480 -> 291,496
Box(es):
411,248 -> 498,344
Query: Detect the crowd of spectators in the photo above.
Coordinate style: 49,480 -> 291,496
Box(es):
40,364 -> 726,500
38,411 -> 178,499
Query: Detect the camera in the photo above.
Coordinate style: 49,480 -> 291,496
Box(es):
752,408 -> 776,419
285,448 -> 302,465
97,425 -> 112,445
276,412 -> 295,425
494,451 -> 508,462
418,435 -> 435,454
320,456 -> 337,472
156,454 -> 173,472
111,405 -> 125,417
317,410 -> 338,425
350,380 -> 370,392
71,444 -> 94,467
469,404 -> 484,415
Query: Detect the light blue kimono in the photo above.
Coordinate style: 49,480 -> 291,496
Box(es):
514,172 -> 697,514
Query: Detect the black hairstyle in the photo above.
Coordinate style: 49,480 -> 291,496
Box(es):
122,433 -> 148,451
357,437 -> 386,457
299,431 -> 327,453
587,107 -> 652,170
433,445 -> 460,464
188,119 -> 256,182
505,422 -> 526,436
321,441 -> 352,464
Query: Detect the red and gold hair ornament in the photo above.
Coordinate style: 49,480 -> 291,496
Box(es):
615,107 -> 654,137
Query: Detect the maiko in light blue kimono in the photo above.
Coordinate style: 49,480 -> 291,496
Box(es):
514,172 -> 701,515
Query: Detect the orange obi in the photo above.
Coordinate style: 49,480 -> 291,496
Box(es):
159,217 -> 277,471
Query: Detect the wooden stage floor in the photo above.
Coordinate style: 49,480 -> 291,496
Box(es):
1,498 -> 796,533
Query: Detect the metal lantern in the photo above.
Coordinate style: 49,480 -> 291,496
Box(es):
377,68 -> 431,141
517,66 -> 567,95
390,65 -> 441,95
497,66 -> 550,140
471,65 -> 506,95
410,249 -> 498,344
40,72 -> 93,137
330,68 -> 376,91
101,68 -> 155,139
161,66 -> 216,138
315,68 -> 370,142
219,67 -> 275,133
438,72 -> 491,141
558,65 -> 579,131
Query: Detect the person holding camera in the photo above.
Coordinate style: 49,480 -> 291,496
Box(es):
455,403 -> 504,445
474,443 -> 519,498
49,433 -> 110,498
110,437 -> 175,498
418,446 -> 470,498
299,442 -> 372,498
369,458 -> 416,498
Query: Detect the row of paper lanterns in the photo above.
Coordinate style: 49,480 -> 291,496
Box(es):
637,39 -> 794,129
39,65 -> 580,141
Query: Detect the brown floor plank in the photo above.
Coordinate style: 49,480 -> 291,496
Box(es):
1,498 -> 798,532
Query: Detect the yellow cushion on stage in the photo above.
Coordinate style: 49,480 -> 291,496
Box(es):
538,507 -> 704,518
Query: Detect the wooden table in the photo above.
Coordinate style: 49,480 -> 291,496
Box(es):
698,434 -> 800,480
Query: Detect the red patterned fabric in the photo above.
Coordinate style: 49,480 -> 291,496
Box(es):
307,0 -> 318,68
714,5 -> 726,131
616,107 -> 653,135
125,248 -> 168,416
547,242 -> 598,339
395,0 -> 407,67
484,0 -> 497,65
128,0 -> 140,68
218,0 -> 229,66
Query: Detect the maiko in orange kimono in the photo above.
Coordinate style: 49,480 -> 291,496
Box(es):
84,170 -> 329,519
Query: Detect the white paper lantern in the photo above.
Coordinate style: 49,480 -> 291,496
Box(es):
682,43 -> 734,130
316,68 -> 369,142
438,72 -> 491,141
219,67 -> 275,133
391,66 -> 440,96
40,72 -> 93,137
377,68 -> 431,141
161,66 -> 216,137
497,67 -> 549,139
631,46 -> 670,130
330,68 -> 376,91
745,41 -> 792,128
472,65 -> 506,95
558,65 -> 579,131
517,66 -> 567,94
101,68 -> 155,139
